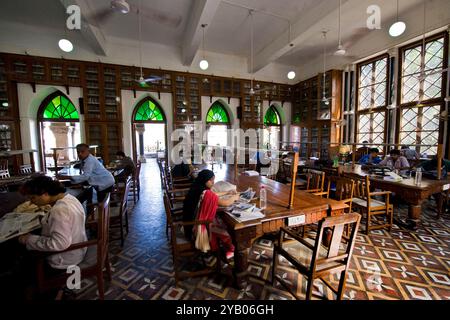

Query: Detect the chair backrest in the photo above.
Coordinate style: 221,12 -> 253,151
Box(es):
311,212 -> 361,271
353,175 -> 370,200
135,161 -> 141,180
354,147 -> 369,162
0,169 -> 10,179
19,164 -> 33,175
0,159 -> 8,171
306,169 -> 326,192
96,193 -> 111,269
163,191 -> 175,226
120,178 -> 132,213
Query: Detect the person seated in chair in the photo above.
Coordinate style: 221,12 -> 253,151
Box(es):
60,144 -> 115,203
379,149 -> 410,171
418,156 -> 450,178
114,151 -> 136,181
401,145 -> 421,161
183,169 -> 239,260
359,148 -> 382,165
18,176 -> 87,274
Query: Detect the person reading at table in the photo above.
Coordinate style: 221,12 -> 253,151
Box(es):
379,149 -> 410,171
401,145 -> 421,161
66,144 -> 115,203
114,151 -> 136,181
18,176 -> 87,273
359,148 -> 382,165
183,169 -> 239,260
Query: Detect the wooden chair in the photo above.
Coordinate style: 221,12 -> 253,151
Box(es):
110,177 -> 132,246
163,188 -> 188,238
130,161 -> 141,203
272,212 -> 361,300
33,194 -> 112,300
19,164 -> 34,175
327,176 -> 355,213
352,175 -> 394,234
436,189 -> 449,219
305,169 -> 326,194
0,159 -> 8,171
0,169 -> 10,180
163,191 -> 220,286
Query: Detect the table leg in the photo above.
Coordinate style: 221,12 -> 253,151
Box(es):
230,227 -> 256,289
408,204 -> 422,220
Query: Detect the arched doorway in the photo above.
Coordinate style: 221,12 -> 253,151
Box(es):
132,96 -> 167,162
206,101 -> 230,147
37,92 -> 81,172
263,105 -> 282,150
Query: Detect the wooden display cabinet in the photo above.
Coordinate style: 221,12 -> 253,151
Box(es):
85,122 -> 123,165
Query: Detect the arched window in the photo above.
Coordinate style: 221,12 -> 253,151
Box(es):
206,102 -> 230,124
263,106 -> 282,150
264,106 -> 280,126
39,93 -> 79,121
132,97 -> 167,161
37,91 -> 81,172
134,97 -> 166,122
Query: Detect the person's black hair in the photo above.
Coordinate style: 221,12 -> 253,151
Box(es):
182,170 -> 214,222
401,146 -> 408,150
21,176 -> 66,196
116,151 -> 126,157
390,149 -> 401,156
76,143 -> 90,151
362,141 -> 369,144
369,148 -> 379,153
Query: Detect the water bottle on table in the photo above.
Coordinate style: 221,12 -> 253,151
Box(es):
259,185 -> 267,210
415,167 -> 422,186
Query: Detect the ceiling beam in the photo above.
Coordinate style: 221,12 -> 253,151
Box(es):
252,0 -> 344,73
58,0 -> 108,56
181,0 -> 221,66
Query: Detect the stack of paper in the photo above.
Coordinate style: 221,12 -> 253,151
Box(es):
240,188 -> 256,202
0,212 -> 46,243
243,170 -> 259,177
226,202 -> 265,222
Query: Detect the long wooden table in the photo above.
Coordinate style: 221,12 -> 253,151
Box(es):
203,165 -> 348,288
340,164 -> 450,223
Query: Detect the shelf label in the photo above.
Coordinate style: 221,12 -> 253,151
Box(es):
287,215 -> 305,226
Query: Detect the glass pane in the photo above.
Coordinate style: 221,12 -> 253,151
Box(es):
403,46 -> 421,76
43,95 -> 79,120
206,102 -> 229,123
134,99 -> 165,122
264,106 -> 280,126
402,75 -> 420,103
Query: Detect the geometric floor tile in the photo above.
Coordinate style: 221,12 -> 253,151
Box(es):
64,160 -> 450,300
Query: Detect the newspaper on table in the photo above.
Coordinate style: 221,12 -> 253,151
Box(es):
239,188 -> 256,202
226,202 -> 265,222
0,211 -> 46,243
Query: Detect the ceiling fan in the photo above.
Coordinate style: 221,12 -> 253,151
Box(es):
247,11 -> 275,96
309,31 -> 335,107
133,1 -> 163,87
88,0 -> 182,29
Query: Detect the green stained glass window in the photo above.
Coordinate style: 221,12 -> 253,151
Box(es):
134,99 -> 165,122
206,102 -> 229,123
43,95 -> 79,120
264,106 -> 280,126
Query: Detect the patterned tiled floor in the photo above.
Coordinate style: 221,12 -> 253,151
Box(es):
74,160 -> 450,300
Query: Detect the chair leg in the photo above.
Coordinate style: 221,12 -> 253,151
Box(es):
271,247 -> 278,286
366,210 -> 370,235
97,271 -> 105,300
336,270 -> 347,300
120,216 -> 124,247
305,277 -> 314,300
105,253 -> 112,281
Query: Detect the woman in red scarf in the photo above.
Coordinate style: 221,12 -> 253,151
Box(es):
184,169 -> 239,260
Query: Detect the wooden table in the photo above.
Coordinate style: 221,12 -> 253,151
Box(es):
340,164 -> 450,223
203,165 -> 348,288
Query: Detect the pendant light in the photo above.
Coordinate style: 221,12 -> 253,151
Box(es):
334,0 -> 346,56
321,30 -> 330,106
286,23 -> 296,80
249,10 -> 255,95
199,24 -> 209,70
389,0 -> 406,37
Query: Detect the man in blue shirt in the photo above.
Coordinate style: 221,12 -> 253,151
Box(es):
359,148 -> 382,165
70,143 -> 115,202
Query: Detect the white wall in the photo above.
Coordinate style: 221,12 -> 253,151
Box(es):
17,84 -> 83,169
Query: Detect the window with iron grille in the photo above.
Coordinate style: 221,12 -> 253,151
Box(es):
399,33 -> 447,156
356,55 -> 389,144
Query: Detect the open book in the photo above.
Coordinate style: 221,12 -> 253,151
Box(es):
226,202 -> 265,222
0,211 -> 46,243
239,188 -> 256,202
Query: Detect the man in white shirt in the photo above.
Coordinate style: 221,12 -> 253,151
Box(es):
379,149 -> 410,171
18,176 -> 87,270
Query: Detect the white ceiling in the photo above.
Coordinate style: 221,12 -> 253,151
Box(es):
0,0 -> 449,81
